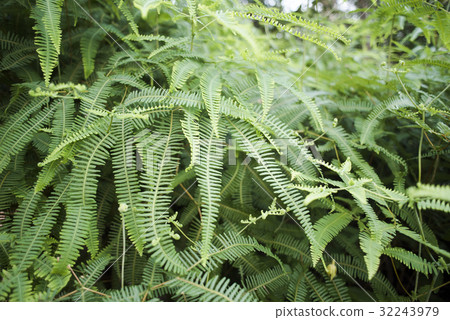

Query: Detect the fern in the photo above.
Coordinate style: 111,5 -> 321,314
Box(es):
196,118 -> 225,264
311,211 -> 353,266
200,67 -> 222,138
32,3 -> 60,86
12,179 -> 71,272
383,247 -> 436,276
168,274 -> 256,302
53,128 -> 115,274
170,59 -> 200,92
256,68 -> 274,121
136,112 -> 187,274
0,0 -> 448,303
36,0 -> 63,54
111,109 -> 145,254
80,28 -> 105,79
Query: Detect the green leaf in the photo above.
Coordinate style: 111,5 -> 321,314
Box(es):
200,67 -> 222,138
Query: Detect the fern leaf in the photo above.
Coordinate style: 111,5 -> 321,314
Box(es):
31,4 -> 59,86
286,85 -> 323,132
256,68 -> 274,121
81,28 -> 105,79
196,118 -> 226,264
0,106 -> 56,174
245,265 -> 290,298
359,96 -> 411,145
407,183 -> 450,203
36,0 -> 63,54
228,120 -> 316,255
360,221 -> 396,280
11,190 -> 43,239
104,285 -> 147,302
169,274 -> 256,302
77,252 -> 112,288
359,231 -> 383,281
115,0 -> 140,35
53,129 -> 115,274
170,59 -> 199,91
200,67 -> 222,138
111,111 -> 145,254
12,179 -> 71,272
311,211 -> 353,266
383,247 -> 436,276
136,112 -> 187,273
180,108 -> 200,171
9,270 -> 33,302
397,226 -> 450,259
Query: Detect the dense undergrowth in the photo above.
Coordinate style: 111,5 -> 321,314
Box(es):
0,0 -> 449,302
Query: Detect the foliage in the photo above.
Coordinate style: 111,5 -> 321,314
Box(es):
0,0 -> 449,302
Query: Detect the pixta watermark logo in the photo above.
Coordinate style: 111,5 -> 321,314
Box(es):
125,129 -> 321,171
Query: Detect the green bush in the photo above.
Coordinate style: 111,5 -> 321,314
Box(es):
0,0 -> 449,302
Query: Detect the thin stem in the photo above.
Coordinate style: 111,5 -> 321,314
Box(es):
416,281 -> 450,299
413,108 -> 426,299
418,110 -> 425,183
413,241 -> 422,299
426,84 -> 449,108
390,257 -> 412,298
121,213 -> 125,289
425,273 -> 438,302
396,72 -> 419,109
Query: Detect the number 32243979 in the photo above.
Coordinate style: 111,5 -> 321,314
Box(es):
379,306 -> 439,317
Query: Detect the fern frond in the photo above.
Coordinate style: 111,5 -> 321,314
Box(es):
0,31 -> 33,50
417,199 -> 450,213
53,129 -> 116,274
31,5 -> 59,86
228,120 -> 315,256
234,11 -> 343,61
104,285 -> 147,302
245,265 -> 290,299
383,247 -> 436,276
196,118 -> 226,264
359,96 -> 412,145
236,4 -> 350,44
77,251 -> 112,288
11,190 -> 43,239
136,112 -> 187,273
169,274 -> 256,302
124,86 -> 203,109
311,211 -> 353,266
360,221 -> 396,280
111,110 -> 145,254
283,84 -> 324,132
0,105 -> 56,174
12,179 -> 71,272
170,59 -> 200,92
115,0 -> 140,35
80,27 -> 105,79
180,108 -> 200,171
0,97 -> 48,147
36,0 -> 63,53
9,269 -> 33,302
404,58 -> 450,70
407,183 -> 450,203
397,226 -> 450,259
256,68 -> 274,121
207,231 -> 283,269
326,124 -> 381,184
266,233 -> 312,264
200,67 -> 222,138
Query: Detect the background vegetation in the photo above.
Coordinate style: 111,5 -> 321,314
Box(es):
0,0 -> 449,302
